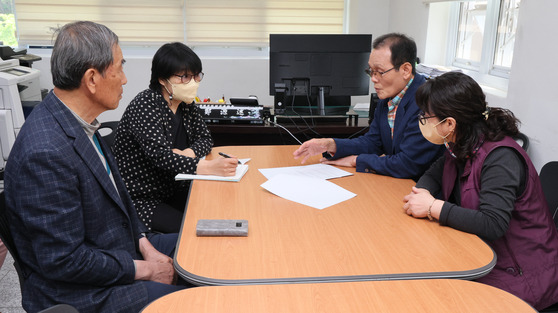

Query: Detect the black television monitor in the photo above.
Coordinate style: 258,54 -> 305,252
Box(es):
269,34 -> 372,116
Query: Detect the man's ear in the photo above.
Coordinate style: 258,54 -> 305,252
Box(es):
83,68 -> 98,94
401,62 -> 413,80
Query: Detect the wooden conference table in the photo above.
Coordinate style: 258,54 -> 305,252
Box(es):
175,145 -> 495,285
141,279 -> 535,312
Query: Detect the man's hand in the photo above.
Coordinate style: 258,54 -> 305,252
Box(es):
134,237 -> 177,284
293,138 -> 336,164
321,155 -> 357,168
140,240 -> 173,265
134,260 -> 176,284
197,157 -> 238,176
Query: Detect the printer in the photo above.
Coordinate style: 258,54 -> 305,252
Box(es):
0,58 -> 41,169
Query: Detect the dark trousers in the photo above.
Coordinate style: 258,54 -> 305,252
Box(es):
152,183 -> 189,234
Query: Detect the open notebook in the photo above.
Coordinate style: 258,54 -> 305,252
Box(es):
175,164 -> 249,182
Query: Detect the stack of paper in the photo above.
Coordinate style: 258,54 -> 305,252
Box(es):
416,63 -> 463,79
259,164 -> 356,210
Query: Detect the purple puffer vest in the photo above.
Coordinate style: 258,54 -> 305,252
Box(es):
442,136 -> 558,310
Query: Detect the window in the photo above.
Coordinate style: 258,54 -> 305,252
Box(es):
448,0 -> 521,85
493,0 -> 520,69
4,0 -> 344,48
0,0 -> 17,46
455,1 -> 486,65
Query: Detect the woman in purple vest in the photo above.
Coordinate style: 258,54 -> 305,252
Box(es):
403,72 -> 558,310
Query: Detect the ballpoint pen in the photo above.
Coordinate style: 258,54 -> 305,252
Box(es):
218,152 -> 241,164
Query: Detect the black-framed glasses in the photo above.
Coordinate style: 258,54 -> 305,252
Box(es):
174,72 -> 204,84
418,112 -> 438,125
365,67 -> 395,79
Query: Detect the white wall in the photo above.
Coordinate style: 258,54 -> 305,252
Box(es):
387,0 -> 430,62
505,0 -> 558,171
28,48 -> 272,123
424,2 -> 451,65
347,0 -> 389,36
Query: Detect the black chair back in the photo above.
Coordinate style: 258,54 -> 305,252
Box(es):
38,304 -> 80,313
513,132 -> 529,151
98,121 -> 120,150
540,161 -> 558,229
0,191 -> 27,292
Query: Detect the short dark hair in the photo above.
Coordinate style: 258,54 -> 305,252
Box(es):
415,72 -> 519,159
51,21 -> 119,90
373,33 -> 417,75
149,42 -> 202,91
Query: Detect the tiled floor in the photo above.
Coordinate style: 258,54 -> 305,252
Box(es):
0,252 -> 25,313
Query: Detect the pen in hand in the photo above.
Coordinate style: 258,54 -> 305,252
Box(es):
218,152 -> 241,164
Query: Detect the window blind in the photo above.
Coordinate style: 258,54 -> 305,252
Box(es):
422,0 -> 476,3
185,0 -> 344,46
14,0 -> 343,47
14,0 -> 184,46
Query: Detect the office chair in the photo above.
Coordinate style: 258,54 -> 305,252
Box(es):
0,191 -> 27,293
368,93 -> 379,125
1,193 -> 80,313
513,132 -> 529,151
37,304 -> 80,313
540,161 -> 558,229
539,161 -> 558,313
97,121 -> 119,150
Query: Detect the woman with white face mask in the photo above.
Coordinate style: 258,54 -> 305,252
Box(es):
113,42 -> 238,233
403,72 -> 558,310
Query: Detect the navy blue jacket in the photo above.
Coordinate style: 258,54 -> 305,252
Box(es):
333,74 -> 443,180
4,91 -> 150,313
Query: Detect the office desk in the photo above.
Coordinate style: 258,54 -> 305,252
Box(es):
175,145 -> 495,285
208,118 -> 369,146
141,279 -> 535,313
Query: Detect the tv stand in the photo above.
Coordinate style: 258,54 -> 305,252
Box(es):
317,86 -> 326,115
273,107 -> 360,126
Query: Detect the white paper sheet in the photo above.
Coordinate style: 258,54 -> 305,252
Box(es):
238,158 -> 251,165
258,163 -> 353,180
260,174 -> 356,210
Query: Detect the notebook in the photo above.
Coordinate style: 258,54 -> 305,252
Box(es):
175,164 -> 249,182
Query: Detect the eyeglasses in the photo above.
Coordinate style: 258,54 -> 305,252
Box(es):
173,72 -> 204,84
365,67 -> 395,79
418,112 -> 438,125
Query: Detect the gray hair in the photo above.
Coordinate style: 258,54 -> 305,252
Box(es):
51,21 -> 119,90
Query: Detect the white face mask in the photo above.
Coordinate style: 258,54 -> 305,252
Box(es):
165,79 -> 199,104
419,118 -> 451,145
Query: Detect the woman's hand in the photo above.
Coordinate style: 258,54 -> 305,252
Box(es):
403,186 -> 442,220
197,157 -> 239,176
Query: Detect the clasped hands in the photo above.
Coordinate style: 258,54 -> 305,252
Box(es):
135,237 -> 177,285
403,186 -> 440,220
